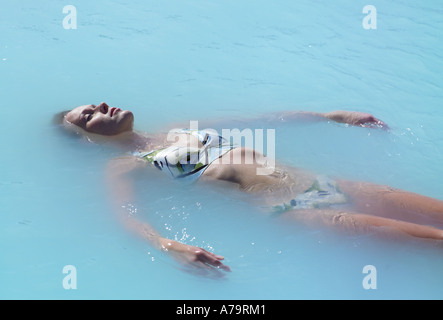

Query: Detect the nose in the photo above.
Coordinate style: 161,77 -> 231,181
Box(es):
98,102 -> 109,114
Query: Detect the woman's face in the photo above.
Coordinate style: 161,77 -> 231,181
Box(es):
65,102 -> 134,136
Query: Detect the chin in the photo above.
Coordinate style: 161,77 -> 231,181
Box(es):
121,109 -> 134,120
119,112 -> 134,133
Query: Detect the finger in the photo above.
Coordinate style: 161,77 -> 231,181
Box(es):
194,248 -> 224,261
197,247 -> 222,258
193,248 -> 231,271
200,254 -> 231,272
219,264 -> 231,272
193,251 -> 230,271
378,120 -> 390,131
361,118 -> 389,130
192,260 -> 213,270
192,261 -> 231,279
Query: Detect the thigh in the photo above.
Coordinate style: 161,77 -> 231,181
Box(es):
336,180 -> 443,227
283,208 -> 443,240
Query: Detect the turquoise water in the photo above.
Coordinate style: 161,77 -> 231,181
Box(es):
1,0 -> 443,299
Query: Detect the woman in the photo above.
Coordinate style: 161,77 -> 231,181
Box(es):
57,102 -> 443,273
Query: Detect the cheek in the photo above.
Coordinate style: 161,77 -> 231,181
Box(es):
86,114 -> 132,135
86,118 -> 113,135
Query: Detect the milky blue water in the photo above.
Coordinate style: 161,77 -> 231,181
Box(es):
1,0 -> 443,299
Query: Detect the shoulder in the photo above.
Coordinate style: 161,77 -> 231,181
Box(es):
107,155 -> 148,175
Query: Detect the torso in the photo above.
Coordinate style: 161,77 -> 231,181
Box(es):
137,131 -> 317,207
202,147 -> 317,207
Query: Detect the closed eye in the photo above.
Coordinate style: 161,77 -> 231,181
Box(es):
82,106 -> 95,122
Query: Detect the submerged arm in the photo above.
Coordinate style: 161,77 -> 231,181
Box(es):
106,157 -> 161,247
106,156 -> 230,272
167,109 -> 388,132
266,110 -> 388,129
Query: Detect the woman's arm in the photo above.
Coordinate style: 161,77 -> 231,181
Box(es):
166,109 -> 388,132
106,156 -> 231,272
267,110 -> 388,129
322,111 -> 388,129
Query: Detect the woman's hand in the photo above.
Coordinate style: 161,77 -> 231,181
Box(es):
323,111 -> 389,129
158,237 -> 231,273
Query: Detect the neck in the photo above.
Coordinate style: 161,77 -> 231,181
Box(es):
80,130 -> 153,152
107,131 -> 152,151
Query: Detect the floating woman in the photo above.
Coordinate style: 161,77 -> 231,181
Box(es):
55,102 -> 443,273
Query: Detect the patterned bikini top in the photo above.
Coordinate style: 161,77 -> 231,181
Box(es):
134,129 -> 235,182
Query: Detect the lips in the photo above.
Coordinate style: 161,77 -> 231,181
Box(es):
110,107 -> 121,117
